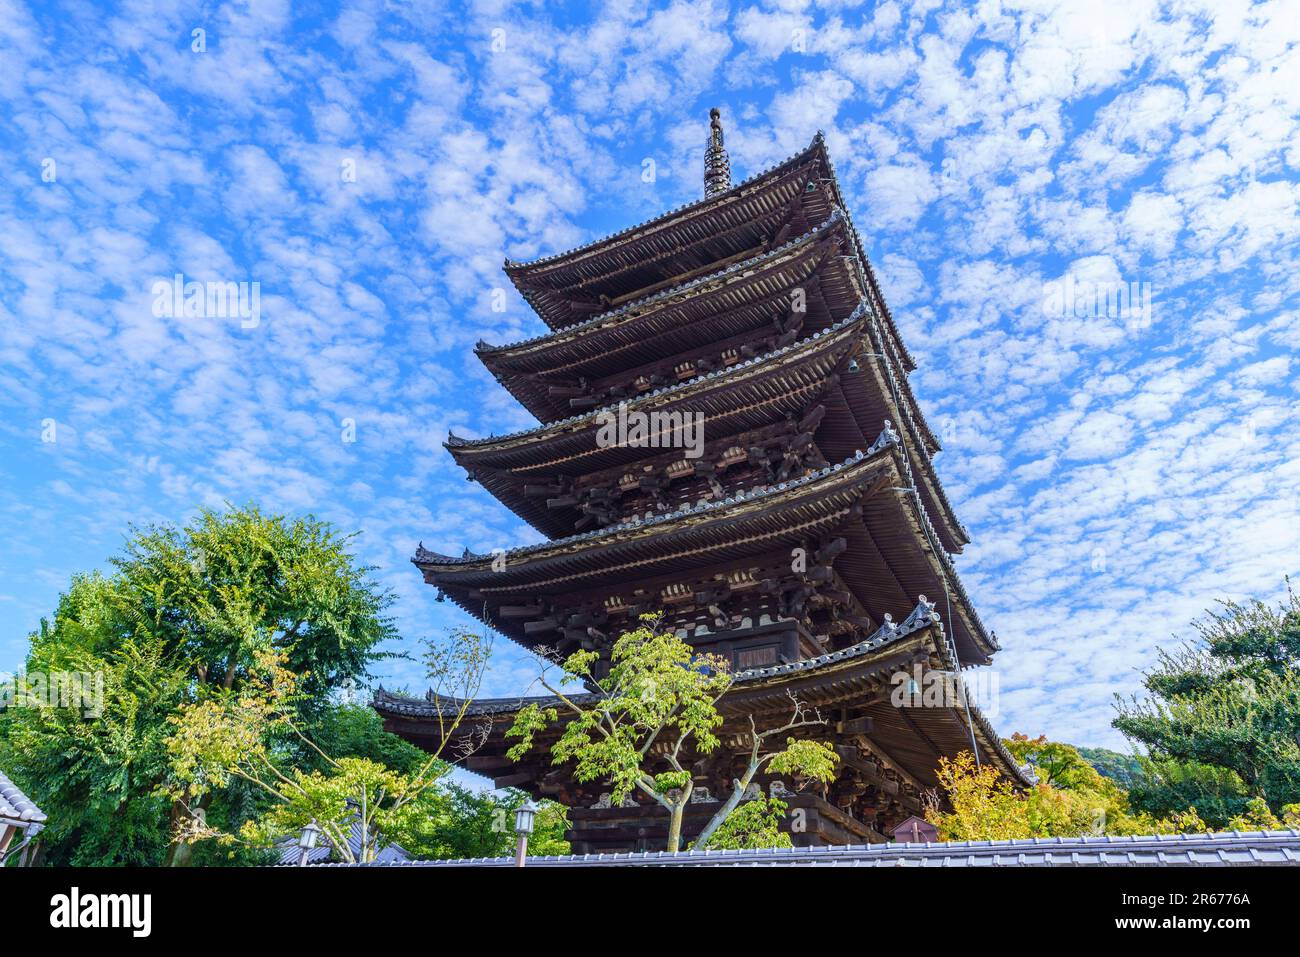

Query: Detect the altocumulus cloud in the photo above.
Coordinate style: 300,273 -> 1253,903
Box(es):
0,0 -> 1297,751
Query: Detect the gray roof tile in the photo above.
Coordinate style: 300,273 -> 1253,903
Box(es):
272,816 -> 410,865
0,768 -> 46,827
305,830 -> 1300,867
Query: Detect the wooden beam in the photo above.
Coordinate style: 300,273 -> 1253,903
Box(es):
833,745 -> 899,796
837,716 -> 874,736
465,756 -> 514,771
492,771 -> 536,788
853,733 -> 927,794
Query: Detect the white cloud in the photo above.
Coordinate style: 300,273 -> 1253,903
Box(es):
1,0 -> 1298,756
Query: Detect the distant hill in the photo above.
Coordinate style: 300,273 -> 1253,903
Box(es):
1076,746 -> 1144,788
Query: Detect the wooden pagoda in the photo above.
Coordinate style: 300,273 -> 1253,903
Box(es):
375,110 -> 1026,851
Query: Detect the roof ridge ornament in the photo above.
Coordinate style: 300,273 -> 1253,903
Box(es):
867,419 -> 901,455
704,107 -> 732,197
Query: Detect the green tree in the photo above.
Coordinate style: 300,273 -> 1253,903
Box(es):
1075,746 -> 1143,789
926,744 -> 1207,841
0,505 -> 395,865
0,581 -> 187,865
1114,583 -> 1300,826
167,624 -> 490,864
1004,734 -> 1205,836
294,704 -> 573,859
693,793 -> 792,850
505,615 -> 838,853
385,783 -> 570,860
1220,796 -> 1300,830
305,702 -> 431,776
1123,757 -> 1252,826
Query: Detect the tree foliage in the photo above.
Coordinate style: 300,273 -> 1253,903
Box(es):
1074,746 -> 1143,789
0,505 -> 396,865
304,702 -> 431,776
927,739 -> 1209,841
1114,582 -> 1300,826
506,615 -> 838,852
167,625 -> 490,864
1223,796 -> 1300,831
693,793 -> 793,850
385,783 -> 570,860
0,579 -> 187,864
290,706 -> 572,860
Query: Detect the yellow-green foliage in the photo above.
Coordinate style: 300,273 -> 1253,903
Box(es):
506,616 -> 732,806
695,794 -> 793,850
166,631 -> 490,863
769,738 -> 838,783
505,614 -> 838,851
166,649 -> 429,859
927,736 -> 1209,841
1224,797 -> 1300,830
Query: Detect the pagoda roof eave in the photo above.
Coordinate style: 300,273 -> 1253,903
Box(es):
416,434 -> 998,664
810,134 -> 918,374
455,407 -> 863,541
478,208 -> 849,362
502,132 -> 918,375
445,305 -> 867,460
503,134 -> 825,278
374,599 -> 1027,787
415,444 -> 893,571
375,597 -> 942,719
838,362 -> 969,552
464,405 -> 966,559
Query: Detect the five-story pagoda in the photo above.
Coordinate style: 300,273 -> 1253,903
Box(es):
375,110 -> 1026,851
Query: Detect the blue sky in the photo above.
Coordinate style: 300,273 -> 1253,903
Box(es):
1,0 -> 1297,753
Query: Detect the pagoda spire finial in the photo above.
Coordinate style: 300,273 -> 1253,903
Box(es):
704,107 -> 732,197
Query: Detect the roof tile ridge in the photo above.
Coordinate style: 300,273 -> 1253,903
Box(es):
415,437 -> 886,567
480,208 -> 846,355
813,135 -> 918,372
446,300 -> 868,449
732,592 -> 942,680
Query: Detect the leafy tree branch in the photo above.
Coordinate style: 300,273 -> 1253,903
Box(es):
506,615 -> 838,852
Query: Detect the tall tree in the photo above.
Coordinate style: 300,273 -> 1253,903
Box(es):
506,615 -> 838,853
1113,582 -> 1300,826
167,627 -> 490,864
0,505 -> 396,865
0,575 -> 188,865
